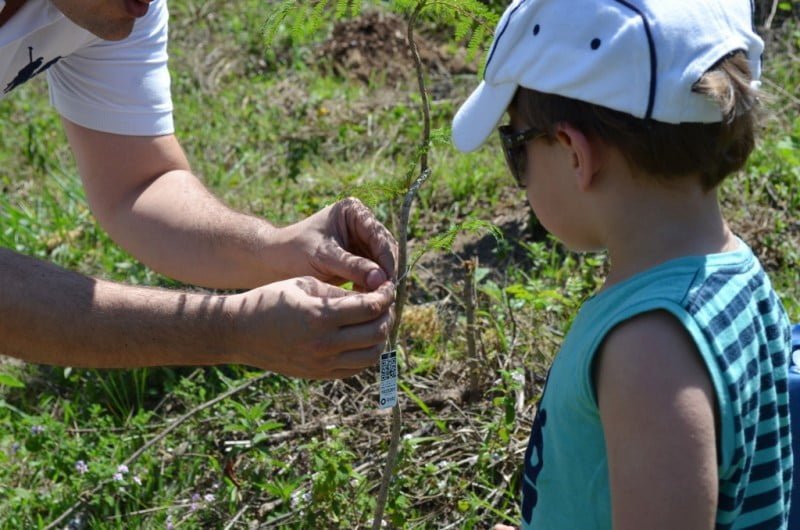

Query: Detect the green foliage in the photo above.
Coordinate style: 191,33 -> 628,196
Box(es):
409,218 -> 502,271
86,369 -> 152,423
264,0 -> 499,63
300,431 -> 373,527
264,0 -> 364,44
0,373 -> 25,389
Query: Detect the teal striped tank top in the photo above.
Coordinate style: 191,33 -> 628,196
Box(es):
521,241 -> 792,529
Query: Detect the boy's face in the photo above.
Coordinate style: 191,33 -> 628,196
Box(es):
51,0 -> 152,41
506,109 -> 599,252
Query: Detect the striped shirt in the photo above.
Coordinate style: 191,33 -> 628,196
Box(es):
521,241 -> 792,529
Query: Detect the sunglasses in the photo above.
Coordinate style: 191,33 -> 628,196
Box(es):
498,125 -> 547,187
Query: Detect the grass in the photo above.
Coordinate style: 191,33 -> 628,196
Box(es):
0,2 -> 798,528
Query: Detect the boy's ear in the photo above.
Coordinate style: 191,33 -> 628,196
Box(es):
553,123 -> 603,192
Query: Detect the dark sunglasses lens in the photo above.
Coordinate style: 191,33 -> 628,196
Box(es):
512,146 -> 526,186
502,146 -> 517,181
499,126 -> 530,187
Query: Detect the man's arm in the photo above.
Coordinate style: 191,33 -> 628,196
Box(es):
62,118 -> 396,291
0,247 -> 393,378
595,311 -> 718,530
0,118 -> 397,375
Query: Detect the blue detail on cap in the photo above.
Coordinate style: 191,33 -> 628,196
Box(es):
484,0 -> 658,120
613,0 -> 657,119
748,0 -> 763,71
591,38 -> 601,50
533,24 -> 540,36
484,0 -> 528,80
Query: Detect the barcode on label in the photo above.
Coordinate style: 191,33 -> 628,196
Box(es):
379,350 -> 397,409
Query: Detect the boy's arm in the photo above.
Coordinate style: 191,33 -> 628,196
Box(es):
595,310 -> 718,530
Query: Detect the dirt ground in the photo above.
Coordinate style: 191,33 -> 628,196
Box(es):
316,11 -> 478,85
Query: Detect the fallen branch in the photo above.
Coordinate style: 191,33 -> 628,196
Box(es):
223,504 -> 249,530
251,384 -> 475,446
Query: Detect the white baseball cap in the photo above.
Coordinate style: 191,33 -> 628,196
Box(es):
452,0 -> 764,153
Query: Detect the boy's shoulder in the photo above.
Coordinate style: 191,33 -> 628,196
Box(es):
567,242 -> 781,372
588,242 -> 762,313
595,309 -> 708,389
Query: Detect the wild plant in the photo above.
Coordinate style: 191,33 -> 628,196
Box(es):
265,1 -> 499,526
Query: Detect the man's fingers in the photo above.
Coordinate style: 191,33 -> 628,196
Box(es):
296,276 -> 394,325
332,344 -> 385,371
333,310 -> 392,351
306,342 -> 386,380
326,282 -> 396,326
339,198 -> 398,286
295,276 -> 351,298
322,240 -> 388,290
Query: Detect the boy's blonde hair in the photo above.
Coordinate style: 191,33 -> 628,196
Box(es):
512,52 -> 758,190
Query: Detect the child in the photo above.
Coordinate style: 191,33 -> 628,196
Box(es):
452,0 -> 793,528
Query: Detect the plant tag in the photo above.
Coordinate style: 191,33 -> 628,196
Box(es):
379,350 -> 397,409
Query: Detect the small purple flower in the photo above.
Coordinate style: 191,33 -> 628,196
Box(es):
203,493 -> 215,503
75,460 -> 88,475
166,515 -> 174,530
190,492 -> 201,512
117,464 -> 129,474
133,475 -> 142,486
10,442 -> 20,455
30,425 -> 45,435
113,472 -> 124,482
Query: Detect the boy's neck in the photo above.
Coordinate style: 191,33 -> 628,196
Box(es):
601,177 -> 738,290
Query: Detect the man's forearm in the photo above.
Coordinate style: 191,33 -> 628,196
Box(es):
63,121 -> 395,293
62,121 -> 298,290
0,248 -> 233,368
103,168 -> 295,290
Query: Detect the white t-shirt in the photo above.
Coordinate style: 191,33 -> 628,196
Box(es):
0,0 -> 173,135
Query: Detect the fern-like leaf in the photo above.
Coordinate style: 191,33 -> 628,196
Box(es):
466,24 -> 486,62
264,0 -> 365,46
409,219 -> 503,271
312,0 -> 332,28
290,4 -> 313,42
336,182 -> 407,209
263,1 -> 297,45
429,127 -> 451,147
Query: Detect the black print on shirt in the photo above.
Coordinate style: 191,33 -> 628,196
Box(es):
522,407 -> 547,524
4,46 -> 62,94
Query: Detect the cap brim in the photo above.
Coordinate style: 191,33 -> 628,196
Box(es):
452,81 -> 518,153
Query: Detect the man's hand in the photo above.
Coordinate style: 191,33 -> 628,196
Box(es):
279,198 -> 398,291
230,277 -> 395,379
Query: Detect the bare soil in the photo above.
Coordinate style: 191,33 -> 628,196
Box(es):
315,11 -> 478,85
